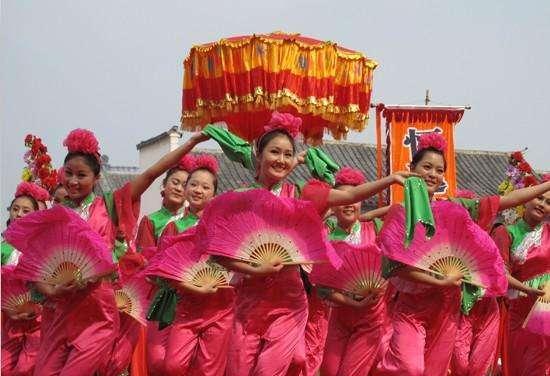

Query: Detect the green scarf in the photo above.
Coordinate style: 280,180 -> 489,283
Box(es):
305,147 -> 340,186
146,278 -> 179,330
202,125 -> 254,170
403,177 -> 435,247
1,240 -> 16,265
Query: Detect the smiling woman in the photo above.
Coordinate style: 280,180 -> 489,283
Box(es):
25,127 -> 211,376
200,111 -> 413,376
376,133 -> 550,376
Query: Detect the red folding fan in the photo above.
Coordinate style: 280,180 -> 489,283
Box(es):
4,206 -> 115,286
310,241 -> 386,296
145,228 -> 233,288
380,200 -> 507,296
198,189 -> 341,268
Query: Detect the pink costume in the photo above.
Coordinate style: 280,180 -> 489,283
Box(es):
226,180 -> 330,376
157,216 -> 235,376
451,297 -> 500,375
138,208 -> 187,375
494,221 -> 550,375
164,289 -> 235,376
323,293 -> 388,376
1,315 -> 41,376
1,262 -> 41,376
34,183 -> 139,375
298,290 -> 330,376
98,299 -> 142,376
320,221 -> 389,376
376,196 -> 500,376
450,196 -> 502,376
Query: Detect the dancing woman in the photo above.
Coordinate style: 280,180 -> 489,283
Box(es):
203,112 -> 412,376
1,183 -> 49,376
319,167 -> 389,376
376,133 -> 550,376
31,128 -> 208,375
492,184 -> 549,375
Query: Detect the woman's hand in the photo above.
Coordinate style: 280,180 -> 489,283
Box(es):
8,311 -> 37,321
526,287 -> 546,297
438,274 -> 463,288
52,281 -> 82,296
391,171 -> 420,186
180,281 -> 219,295
251,261 -> 284,276
296,150 -> 307,165
190,132 -> 211,145
353,291 -> 381,307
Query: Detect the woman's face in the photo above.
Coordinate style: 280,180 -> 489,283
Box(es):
9,196 -> 36,222
257,135 -> 295,185
411,151 -> 446,195
185,170 -> 215,212
64,156 -> 99,202
333,185 -> 361,228
524,191 -> 550,224
53,186 -> 69,205
163,170 -> 188,209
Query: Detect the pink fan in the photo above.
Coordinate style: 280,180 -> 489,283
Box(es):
145,228 -> 233,288
198,189 -> 341,268
4,206 -> 115,286
522,276 -> 550,336
1,266 -> 40,316
114,274 -> 152,326
379,201 -> 507,296
310,241 -> 386,296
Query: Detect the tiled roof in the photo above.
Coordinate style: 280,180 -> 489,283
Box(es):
136,126 -> 181,150
96,141 -> 540,205
94,165 -> 140,196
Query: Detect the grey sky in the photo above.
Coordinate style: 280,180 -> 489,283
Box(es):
1,0 -> 549,223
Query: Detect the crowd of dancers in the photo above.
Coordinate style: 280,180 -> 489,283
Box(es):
1,111 -> 549,376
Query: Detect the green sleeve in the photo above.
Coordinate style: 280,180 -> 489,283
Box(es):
449,198 -> 479,222
202,125 -> 254,170
305,147 -> 340,186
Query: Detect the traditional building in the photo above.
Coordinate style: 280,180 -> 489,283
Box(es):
95,127 -> 521,216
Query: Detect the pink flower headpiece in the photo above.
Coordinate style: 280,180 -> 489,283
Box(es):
541,173 -> 550,183
15,182 -> 50,202
177,155 -> 196,173
417,132 -> 447,153
262,111 -> 302,139
335,167 -> 366,186
192,154 -> 219,175
63,129 -> 101,160
454,189 -> 477,199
